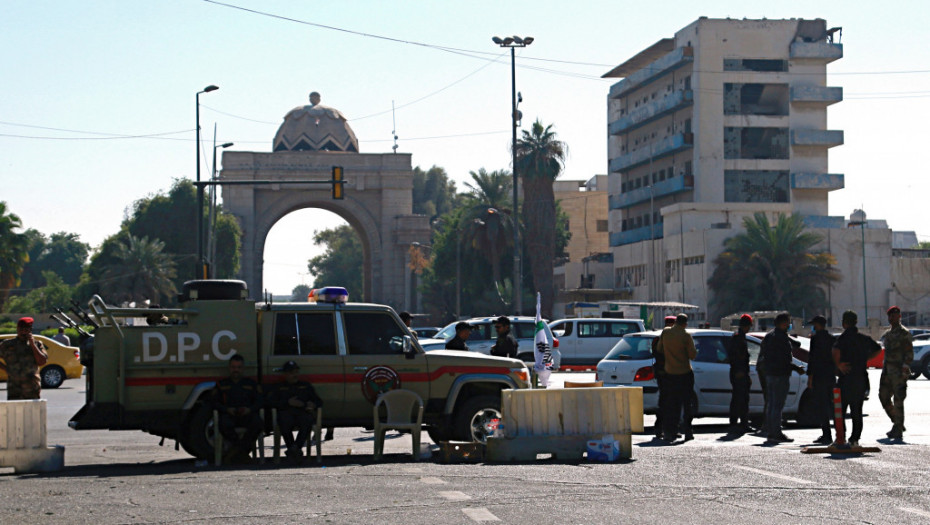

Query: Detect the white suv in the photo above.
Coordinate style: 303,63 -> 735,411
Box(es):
418,316 -> 561,369
549,318 -> 645,366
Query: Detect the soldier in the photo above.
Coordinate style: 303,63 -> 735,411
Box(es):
445,322 -> 472,351
271,361 -> 323,463
655,314 -> 696,442
0,317 -> 49,400
833,310 -> 881,447
879,306 -> 913,440
761,313 -> 804,444
651,316 -> 677,438
806,315 -> 836,445
490,316 -> 518,358
212,354 -> 264,462
727,314 -> 754,433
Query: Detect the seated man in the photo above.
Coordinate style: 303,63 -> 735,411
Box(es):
272,360 -> 324,462
212,354 -> 263,462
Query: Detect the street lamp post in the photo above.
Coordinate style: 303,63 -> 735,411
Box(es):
849,209 -> 869,321
493,35 -> 533,315
208,140 -> 234,278
195,84 -> 219,280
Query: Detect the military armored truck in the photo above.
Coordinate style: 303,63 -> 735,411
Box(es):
69,281 -> 530,459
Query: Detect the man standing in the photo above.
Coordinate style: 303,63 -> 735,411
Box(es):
879,306 -> 913,440
806,315 -> 836,445
761,313 -> 799,444
52,327 -> 70,346
655,314 -> 696,442
833,310 -> 881,447
272,361 -> 323,463
727,314 -> 754,433
490,316 -> 518,358
212,354 -> 264,461
651,315 -> 677,438
445,322 -> 472,351
0,317 -> 49,400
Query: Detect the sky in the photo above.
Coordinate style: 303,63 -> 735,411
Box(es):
2,0 -> 929,296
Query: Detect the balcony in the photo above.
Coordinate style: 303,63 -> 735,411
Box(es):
791,172 -> 845,191
609,133 -> 694,172
610,225 -> 664,247
790,129 -> 844,148
789,41 -> 843,63
609,47 -> 693,100
609,175 -> 694,210
609,90 -> 693,135
790,86 -> 843,105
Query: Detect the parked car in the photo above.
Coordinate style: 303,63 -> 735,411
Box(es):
411,326 -> 441,339
0,334 -> 84,388
418,316 -> 561,368
595,330 -> 808,421
548,318 -> 645,366
908,340 -> 930,379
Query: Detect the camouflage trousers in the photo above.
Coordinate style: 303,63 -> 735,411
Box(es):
7,377 -> 41,400
878,367 -> 907,427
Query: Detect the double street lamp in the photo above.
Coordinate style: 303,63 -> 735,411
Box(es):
493,35 -> 533,315
195,84 -> 219,279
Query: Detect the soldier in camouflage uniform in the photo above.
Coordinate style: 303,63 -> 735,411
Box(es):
0,317 -> 49,400
879,306 -> 913,440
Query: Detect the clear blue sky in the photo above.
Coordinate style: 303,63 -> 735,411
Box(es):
2,0 -> 928,295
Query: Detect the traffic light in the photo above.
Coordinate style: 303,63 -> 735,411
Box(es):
332,166 -> 344,200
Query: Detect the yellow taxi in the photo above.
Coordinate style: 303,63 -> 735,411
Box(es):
0,334 -> 84,388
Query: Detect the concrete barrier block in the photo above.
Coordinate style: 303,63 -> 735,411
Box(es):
0,400 -> 65,473
0,445 -> 64,473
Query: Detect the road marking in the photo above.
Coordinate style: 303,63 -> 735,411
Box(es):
734,465 -> 813,484
419,476 -> 447,485
439,491 -> 471,501
462,508 -> 500,522
901,507 -> 930,519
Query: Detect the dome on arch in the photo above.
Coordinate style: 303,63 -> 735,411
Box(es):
273,92 -> 359,152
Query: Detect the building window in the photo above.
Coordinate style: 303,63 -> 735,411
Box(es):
596,220 -> 608,232
724,170 -> 790,203
724,127 -> 789,159
723,58 -> 788,72
724,83 -> 789,116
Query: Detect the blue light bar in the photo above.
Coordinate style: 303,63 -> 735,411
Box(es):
317,286 -> 349,304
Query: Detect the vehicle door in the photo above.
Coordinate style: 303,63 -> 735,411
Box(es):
265,311 -> 345,419
692,335 -> 732,414
549,321 -> 575,360
340,310 -> 431,421
747,338 -> 765,411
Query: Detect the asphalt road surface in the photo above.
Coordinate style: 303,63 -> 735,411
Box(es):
3,370 -> 930,524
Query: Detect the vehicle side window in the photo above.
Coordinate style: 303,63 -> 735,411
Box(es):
512,322 -> 537,339
747,339 -> 761,365
274,313 -> 337,355
555,322 -> 574,337
609,322 -> 637,337
578,322 -> 608,338
343,312 -> 406,355
467,324 -> 490,341
695,336 -> 728,363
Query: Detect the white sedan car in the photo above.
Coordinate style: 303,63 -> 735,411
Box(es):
595,329 -> 808,420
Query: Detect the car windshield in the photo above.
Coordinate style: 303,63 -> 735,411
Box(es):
602,335 -> 655,361
434,323 -> 457,340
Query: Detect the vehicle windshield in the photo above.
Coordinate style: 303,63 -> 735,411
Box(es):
433,323 -> 457,340
602,335 -> 655,361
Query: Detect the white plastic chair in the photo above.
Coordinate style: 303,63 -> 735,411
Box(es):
373,389 -> 424,461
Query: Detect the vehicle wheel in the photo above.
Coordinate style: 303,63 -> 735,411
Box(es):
922,356 -> 930,380
40,365 -> 65,389
909,370 -> 921,380
452,395 -> 501,443
426,426 -> 453,443
183,403 -> 219,459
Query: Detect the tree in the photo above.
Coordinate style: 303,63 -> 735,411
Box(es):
463,206 -> 513,299
515,120 -> 567,318
707,213 -> 841,320
308,225 -> 364,300
0,202 -> 30,310
464,168 -> 512,210
291,284 -> 311,302
98,235 -> 178,305
19,230 -> 90,291
412,165 -> 458,221
6,271 -> 74,313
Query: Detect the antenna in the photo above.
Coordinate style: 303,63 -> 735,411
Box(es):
391,100 -> 399,153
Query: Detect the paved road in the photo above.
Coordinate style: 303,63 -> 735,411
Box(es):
3,371 -> 930,524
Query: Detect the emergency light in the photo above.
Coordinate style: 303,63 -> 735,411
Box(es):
317,286 -> 349,304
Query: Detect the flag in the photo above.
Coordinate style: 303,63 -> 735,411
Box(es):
533,292 -> 553,388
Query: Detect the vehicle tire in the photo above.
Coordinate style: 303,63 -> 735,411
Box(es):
452,395 -> 502,443
909,370 -> 921,380
922,356 -> 930,380
40,365 -> 66,389
183,403 -> 218,459
426,426 -> 453,443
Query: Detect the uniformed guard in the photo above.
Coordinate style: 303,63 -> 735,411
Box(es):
0,317 -> 49,400
445,322 -> 473,351
806,315 -> 836,445
761,313 -> 799,444
212,354 -> 264,462
727,314 -> 753,433
490,316 -> 518,358
271,360 -> 323,463
879,306 -> 913,440
832,310 -> 881,447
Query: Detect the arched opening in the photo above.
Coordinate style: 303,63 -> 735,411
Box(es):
262,207 -> 368,301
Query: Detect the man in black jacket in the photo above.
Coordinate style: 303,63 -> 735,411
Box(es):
727,314 -> 754,433
212,354 -> 264,461
761,313 -> 802,444
272,360 -> 323,462
806,315 -> 836,445
491,316 -> 518,358
833,310 -> 881,447
445,322 -> 472,351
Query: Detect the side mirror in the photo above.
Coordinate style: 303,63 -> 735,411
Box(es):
403,335 -> 415,359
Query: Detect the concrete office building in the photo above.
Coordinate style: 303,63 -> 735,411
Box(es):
601,17 -> 926,327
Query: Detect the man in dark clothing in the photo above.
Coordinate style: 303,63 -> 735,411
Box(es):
806,315 -> 836,445
761,313 -> 803,444
0,317 -> 48,400
212,354 -> 264,460
445,322 -> 473,351
727,314 -> 754,433
490,316 -> 518,358
272,360 -> 323,462
655,314 -> 697,442
833,310 -> 881,447
651,316 -> 677,438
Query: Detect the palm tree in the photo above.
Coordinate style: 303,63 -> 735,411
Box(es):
464,168 -> 512,210
100,235 -> 178,304
463,207 -> 513,298
0,202 -> 30,310
515,120 -> 566,318
707,213 -> 840,319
